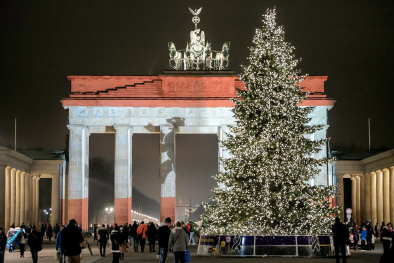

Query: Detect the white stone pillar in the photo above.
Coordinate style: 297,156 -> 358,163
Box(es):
356,176 -> 361,225
351,176 -> 357,224
35,176 -> 40,226
382,169 -> 390,224
218,125 -> 230,189
15,170 -> 21,226
371,172 -> 377,226
67,125 -> 89,230
51,175 -> 60,227
376,170 -> 383,225
24,173 -> 30,224
390,167 -> 394,224
365,173 -> 371,222
160,124 -> 176,223
114,125 -> 133,224
20,171 -> 25,225
5,167 -> 12,230
336,174 -> 345,220
360,175 -> 365,224
30,175 -> 34,224
10,168 -> 16,227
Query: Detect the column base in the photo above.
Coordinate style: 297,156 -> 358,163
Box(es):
114,197 -> 132,225
160,197 -> 176,223
82,197 -> 88,231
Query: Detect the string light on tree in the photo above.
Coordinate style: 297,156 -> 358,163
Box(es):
201,8 -> 341,235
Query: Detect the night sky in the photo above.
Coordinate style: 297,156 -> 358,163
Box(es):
1,1 -> 393,216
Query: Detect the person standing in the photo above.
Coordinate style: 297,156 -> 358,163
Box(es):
18,227 -> 28,257
55,225 -> 65,263
61,219 -> 84,263
28,226 -> 43,263
158,217 -> 172,263
375,222 -> 379,238
187,221 -> 195,245
147,223 -> 157,252
351,223 -> 359,251
98,224 -> 109,257
137,221 -> 148,253
40,223 -> 46,239
332,217 -> 348,263
360,225 -> 367,251
46,224 -> 53,242
131,221 -> 139,252
93,224 -> 98,242
381,223 -> 393,254
0,227 -> 7,263
168,221 -> 189,263
26,222 -> 32,234
54,224 -> 60,239
110,227 -> 124,263
365,221 -> 374,251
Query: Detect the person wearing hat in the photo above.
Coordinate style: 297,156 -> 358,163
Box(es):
381,222 -> 393,254
157,217 -> 172,263
332,217 -> 348,263
61,219 -> 84,263
0,227 -> 7,263
28,225 -> 43,263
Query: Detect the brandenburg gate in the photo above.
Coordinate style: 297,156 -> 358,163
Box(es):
60,8 -> 335,230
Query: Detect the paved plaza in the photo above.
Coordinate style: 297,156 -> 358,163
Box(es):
3,237 -> 384,263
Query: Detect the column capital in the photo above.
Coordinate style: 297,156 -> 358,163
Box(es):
21,171 -> 26,176
11,168 -> 17,172
376,170 -> 383,175
382,168 -> 390,173
364,173 -> 370,177
370,171 -> 377,176
6,166 -> 12,171
67,124 -> 86,131
16,170 -> 21,175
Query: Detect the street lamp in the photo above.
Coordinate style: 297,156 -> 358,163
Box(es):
105,207 -> 113,225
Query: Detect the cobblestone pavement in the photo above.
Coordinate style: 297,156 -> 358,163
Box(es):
3,237 -> 383,263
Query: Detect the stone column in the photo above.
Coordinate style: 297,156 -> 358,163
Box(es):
20,171 -> 25,225
356,176 -> 361,225
365,173 -> 371,222
30,175 -> 34,224
15,170 -> 21,226
217,125 -> 230,189
370,172 -> 377,226
336,174 -> 345,220
351,176 -> 357,224
35,177 -> 40,225
67,125 -> 89,229
5,167 -> 12,230
10,168 -> 16,227
51,175 -> 60,226
382,169 -> 390,224
376,170 -> 383,225
24,173 -> 30,224
114,125 -> 133,224
160,124 -> 176,223
390,167 -> 394,224
360,175 -> 365,223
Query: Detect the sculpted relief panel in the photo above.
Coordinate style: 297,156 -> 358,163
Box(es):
162,77 -> 236,97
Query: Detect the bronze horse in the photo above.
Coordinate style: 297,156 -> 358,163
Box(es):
215,41 -> 230,70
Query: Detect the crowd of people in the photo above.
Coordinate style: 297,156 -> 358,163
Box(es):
332,217 -> 394,263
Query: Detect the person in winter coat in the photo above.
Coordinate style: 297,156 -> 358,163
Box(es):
17,228 -> 28,257
0,227 -> 7,263
381,223 -> 393,253
61,219 -> 84,263
93,224 -> 98,242
55,226 -> 65,263
375,222 -> 379,238
137,221 -> 148,252
131,221 -> 139,252
168,221 -> 189,263
54,224 -> 60,239
119,227 -> 127,260
26,222 -> 32,234
187,222 -> 196,245
332,217 -> 348,263
98,224 -> 109,257
366,221 -> 374,251
360,225 -> 367,251
158,217 -> 172,263
351,223 -> 359,251
147,223 -> 157,252
110,227 -> 124,263
46,224 -> 53,242
40,223 -> 46,239
28,226 -> 43,263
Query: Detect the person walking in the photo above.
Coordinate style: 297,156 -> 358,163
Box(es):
187,221 -> 196,245
351,223 -> 359,251
119,226 -> 127,260
46,224 -> 53,242
375,222 -> 379,238
332,217 -> 348,263
55,225 -> 65,263
168,221 -> 189,263
365,221 -> 374,251
61,219 -> 84,263
381,223 -> 393,253
54,224 -> 60,239
98,224 -> 109,257
158,217 -> 172,263
110,226 -> 124,263
137,221 -> 148,253
26,222 -> 32,234
93,224 -> 98,242
28,226 -> 43,263
147,223 -> 157,252
18,227 -> 28,257
40,223 -> 46,239
0,227 -> 7,263
131,221 -> 139,252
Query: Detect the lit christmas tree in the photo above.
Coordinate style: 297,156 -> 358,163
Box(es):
201,8 -> 341,235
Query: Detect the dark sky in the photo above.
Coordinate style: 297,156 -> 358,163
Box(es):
1,1 -> 393,211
